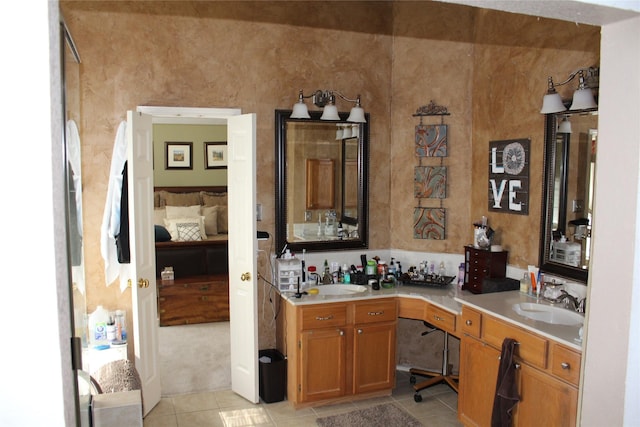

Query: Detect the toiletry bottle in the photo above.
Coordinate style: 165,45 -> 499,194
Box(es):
520,273 -> 530,294
106,313 -> 117,342
438,261 -> 446,278
396,261 -> 402,278
322,260 -> 332,284
342,264 -> 351,284
388,258 -> 396,277
458,263 -> 465,289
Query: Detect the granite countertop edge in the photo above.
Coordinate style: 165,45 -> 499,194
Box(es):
280,285 -> 583,351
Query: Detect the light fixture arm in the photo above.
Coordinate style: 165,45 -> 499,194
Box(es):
296,89 -> 361,108
547,67 -> 599,91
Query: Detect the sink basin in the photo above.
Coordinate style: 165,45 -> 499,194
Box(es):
512,303 -> 584,326
308,284 -> 367,295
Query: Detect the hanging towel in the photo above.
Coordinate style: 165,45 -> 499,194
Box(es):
491,337 -> 520,427
101,121 -> 130,291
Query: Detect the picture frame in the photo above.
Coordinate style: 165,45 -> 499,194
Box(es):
165,142 -> 193,170
205,141 -> 228,169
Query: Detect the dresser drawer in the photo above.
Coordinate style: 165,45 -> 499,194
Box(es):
300,303 -> 348,330
426,304 -> 456,333
461,306 -> 482,338
482,314 -> 548,369
398,298 -> 426,320
354,299 -> 397,324
550,343 -> 581,386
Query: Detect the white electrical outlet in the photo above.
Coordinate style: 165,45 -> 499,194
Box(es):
256,203 -> 263,221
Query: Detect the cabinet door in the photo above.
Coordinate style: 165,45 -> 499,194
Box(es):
300,328 -> 347,402
353,322 -> 396,394
514,362 -> 578,426
458,336 -> 501,427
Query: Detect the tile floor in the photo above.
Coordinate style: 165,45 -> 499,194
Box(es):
143,370 -> 462,427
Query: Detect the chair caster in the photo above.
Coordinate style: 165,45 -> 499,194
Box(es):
410,375 -> 417,384
414,393 -> 422,402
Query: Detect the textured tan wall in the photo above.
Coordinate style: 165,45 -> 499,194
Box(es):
61,1 -> 599,370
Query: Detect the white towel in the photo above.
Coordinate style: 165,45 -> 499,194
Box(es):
101,121 -> 129,290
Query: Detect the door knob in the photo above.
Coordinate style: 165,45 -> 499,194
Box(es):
241,272 -> 251,281
138,278 -> 149,288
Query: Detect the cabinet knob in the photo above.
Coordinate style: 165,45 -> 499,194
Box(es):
338,329 -> 344,336
315,315 -> 334,321
514,363 -> 521,370
561,362 -> 571,370
358,329 -> 363,334
434,315 -> 443,321
241,272 -> 251,281
465,319 -> 473,326
137,278 -> 149,288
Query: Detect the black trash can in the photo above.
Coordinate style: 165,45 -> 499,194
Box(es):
258,349 -> 286,403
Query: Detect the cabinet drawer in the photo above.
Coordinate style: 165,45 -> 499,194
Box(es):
397,298 -> 426,320
426,304 -> 456,333
482,315 -> 548,369
550,343 -> 581,386
354,300 -> 397,324
300,304 -> 347,330
461,306 -> 482,338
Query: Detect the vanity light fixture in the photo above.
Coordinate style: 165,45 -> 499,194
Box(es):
290,89 -> 367,123
557,116 -> 572,134
540,67 -> 599,114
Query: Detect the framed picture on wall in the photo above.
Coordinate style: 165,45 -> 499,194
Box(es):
205,141 -> 228,169
165,142 -> 193,170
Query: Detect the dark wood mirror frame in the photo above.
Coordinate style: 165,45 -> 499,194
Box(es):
275,109 -> 369,253
539,107 -> 597,283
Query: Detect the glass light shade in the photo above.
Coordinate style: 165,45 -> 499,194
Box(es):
570,88 -> 597,110
557,117 -> 572,134
540,93 -> 566,114
347,106 -> 366,123
341,125 -> 352,139
320,104 -> 340,121
291,101 -> 310,119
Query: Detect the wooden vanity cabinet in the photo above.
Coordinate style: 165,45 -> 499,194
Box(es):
458,306 -> 580,427
352,300 -> 397,394
284,298 -> 397,407
298,303 -> 348,402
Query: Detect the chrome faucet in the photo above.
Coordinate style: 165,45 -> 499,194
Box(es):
557,290 -> 585,313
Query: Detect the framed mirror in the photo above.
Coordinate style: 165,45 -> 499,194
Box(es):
275,109 -> 369,253
540,107 -> 598,282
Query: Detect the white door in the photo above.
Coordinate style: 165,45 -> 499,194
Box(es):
227,113 -> 259,403
126,110 -> 161,415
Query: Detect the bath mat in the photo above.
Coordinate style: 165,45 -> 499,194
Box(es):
316,402 -> 422,427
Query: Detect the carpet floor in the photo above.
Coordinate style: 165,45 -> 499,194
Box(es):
315,402 -> 423,427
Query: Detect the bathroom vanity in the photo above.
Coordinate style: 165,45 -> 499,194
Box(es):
277,285 -> 583,426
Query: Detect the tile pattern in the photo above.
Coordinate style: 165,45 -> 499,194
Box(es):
143,371 -> 462,427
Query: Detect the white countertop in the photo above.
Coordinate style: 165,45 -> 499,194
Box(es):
454,291 -> 584,351
280,283 -> 584,351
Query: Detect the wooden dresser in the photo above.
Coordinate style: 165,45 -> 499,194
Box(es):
157,274 -> 229,326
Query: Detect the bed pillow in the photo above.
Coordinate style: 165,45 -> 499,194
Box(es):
202,205 -> 219,236
163,216 -> 207,241
154,225 -> 172,242
201,191 -> 227,207
165,205 -> 201,219
158,191 -> 201,207
153,207 -> 166,227
217,205 -> 228,233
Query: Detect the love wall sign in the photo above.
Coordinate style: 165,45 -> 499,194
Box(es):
488,138 -> 529,215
